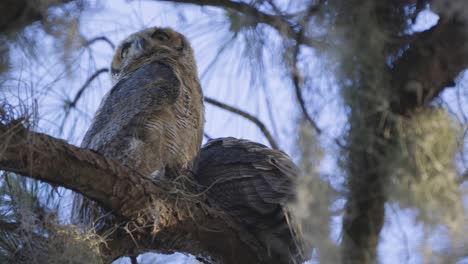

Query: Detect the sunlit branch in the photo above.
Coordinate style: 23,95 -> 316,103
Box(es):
204,96 -> 279,149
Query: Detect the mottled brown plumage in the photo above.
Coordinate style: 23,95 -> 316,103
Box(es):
196,137 -> 304,264
73,27 -> 204,227
94,27 -> 203,176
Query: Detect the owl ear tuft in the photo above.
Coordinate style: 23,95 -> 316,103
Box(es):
177,33 -> 192,52
177,38 -> 186,51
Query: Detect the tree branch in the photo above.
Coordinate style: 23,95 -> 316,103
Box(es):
290,22 -> 322,134
457,169 -> 468,185
0,220 -> 20,231
0,0 -> 72,35
159,0 -> 287,31
0,121 -> 275,263
67,68 -> 109,109
84,36 -> 115,50
390,17 -> 468,113
60,68 -> 109,132
342,16 -> 468,264
0,121 -> 150,216
155,0 -> 324,48
204,96 -> 279,149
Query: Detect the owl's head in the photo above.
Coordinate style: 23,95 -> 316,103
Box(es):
110,27 -> 194,84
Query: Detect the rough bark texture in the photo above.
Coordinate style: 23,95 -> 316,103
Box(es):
391,17 -> 468,112
341,13 -> 468,264
0,0 -> 72,35
0,122 -> 273,264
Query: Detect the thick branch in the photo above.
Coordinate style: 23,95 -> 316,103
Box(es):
0,0 -> 72,35
342,16 -> 468,264
0,121 -> 274,264
391,17 -> 468,113
0,121 -> 154,216
204,96 -> 278,149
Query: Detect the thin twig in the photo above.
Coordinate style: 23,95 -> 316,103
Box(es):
84,36 -> 115,50
204,96 -> 279,149
159,0 -> 324,134
69,68 -> 109,109
157,0 -> 324,48
290,35 -> 322,134
265,0 -> 283,16
291,66 -> 322,134
60,68 -> 109,133
457,169 -> 468,185
203,132 -> 213,140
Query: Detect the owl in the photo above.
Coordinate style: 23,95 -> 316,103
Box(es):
73,27 -> 204,226
196,137 -> 304,264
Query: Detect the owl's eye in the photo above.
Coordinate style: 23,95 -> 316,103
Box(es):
152,31 -> 169,41
120,43 -> 130,59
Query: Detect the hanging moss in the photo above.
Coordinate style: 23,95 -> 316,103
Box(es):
384,108 -> 463,230
289,118 -> 340,263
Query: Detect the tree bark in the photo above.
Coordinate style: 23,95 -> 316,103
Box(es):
342,14 -> 468,264
0,0 -> 73,35
0,121 -> 271,264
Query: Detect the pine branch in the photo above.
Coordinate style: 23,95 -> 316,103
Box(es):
84,36 -> 115,50
204,96 -> 279,149
156,0 -> 324,48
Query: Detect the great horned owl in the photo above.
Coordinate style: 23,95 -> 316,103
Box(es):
73,27 -> 204,226
196,137 -> 304,264
87,27 -> 203,176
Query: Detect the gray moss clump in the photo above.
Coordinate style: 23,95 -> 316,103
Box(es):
384,108 -> 463,230
289,119 -> 339,263
9,216 -> 105,264
41,224 -> 105,264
